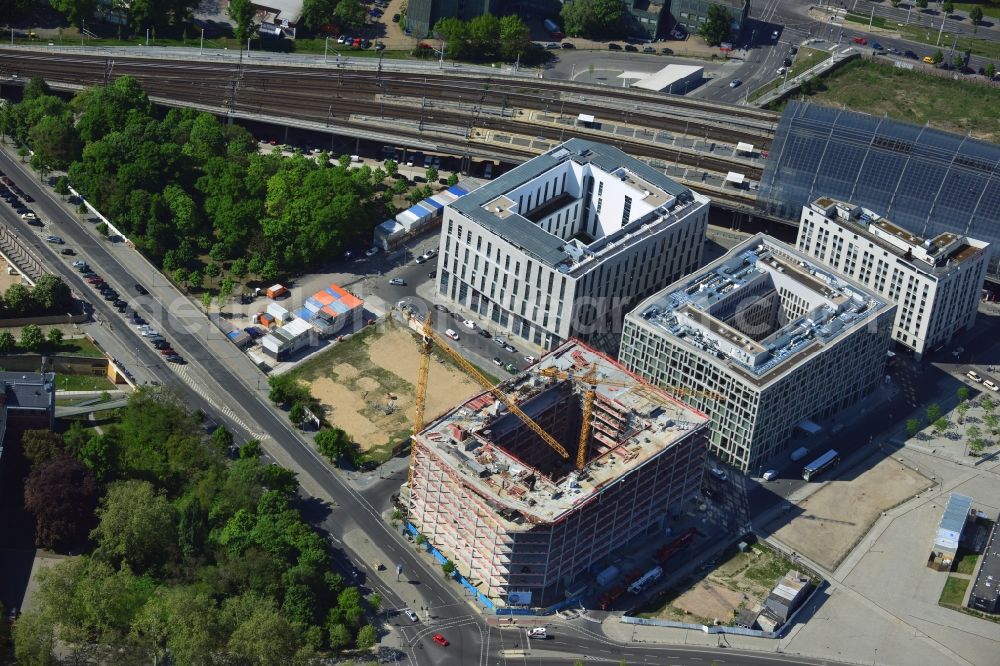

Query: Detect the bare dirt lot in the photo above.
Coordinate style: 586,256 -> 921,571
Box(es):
293,322 -> 480,456
766,457 -> 932,570
644,543 -> 801,625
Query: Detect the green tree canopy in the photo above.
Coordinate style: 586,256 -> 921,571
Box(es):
698,4 -> 733,46
20,324 -> 45,352
91,480 -> 178,573
334,0 -> 366,31
560,0 -> 625,39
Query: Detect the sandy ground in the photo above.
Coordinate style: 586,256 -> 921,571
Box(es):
0,257 -> 30,291
671,579 -> 745,624
767,457 -> 932,570
306,324 -> 479,450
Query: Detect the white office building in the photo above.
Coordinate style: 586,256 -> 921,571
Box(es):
796,198 -> 990,358
619,234 -> 895,472
434,139 -> 710,354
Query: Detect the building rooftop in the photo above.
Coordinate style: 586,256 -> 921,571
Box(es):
414,341 -> 708,529
631,234 -> 888,388
808,198 -> 989,276
451,138 -> 704,275
0,372 -> 56,411
936,493 -> 974,551
969,515 -> 1000,611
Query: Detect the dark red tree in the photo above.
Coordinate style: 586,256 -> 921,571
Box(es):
24,455 -> 98,549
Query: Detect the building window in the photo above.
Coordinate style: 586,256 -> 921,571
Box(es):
622,196 -> 632,225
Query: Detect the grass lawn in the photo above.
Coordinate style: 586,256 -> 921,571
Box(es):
940,575 -> 970,606
955,552 -> 980,575
55,336 -> 105,358
770,59 -> 1000,142
54,373 -> 117,391
749,47 -> 832,102
740,544 -> 799,589
951,3 -> 1000,20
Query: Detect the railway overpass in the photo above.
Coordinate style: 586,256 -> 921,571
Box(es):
0,47 -> 779,214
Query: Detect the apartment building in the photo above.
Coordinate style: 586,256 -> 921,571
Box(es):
619,234 -> 894,472
408,340 -> 709,604
796,198 -> 989,358
435,139 -> 710,355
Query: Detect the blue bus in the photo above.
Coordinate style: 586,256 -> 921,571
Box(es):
802,449 -> 840,481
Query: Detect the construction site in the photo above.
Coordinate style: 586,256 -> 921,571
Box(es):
407,340 -> 710,606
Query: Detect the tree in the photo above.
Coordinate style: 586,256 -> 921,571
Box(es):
46,328 -> 63,348
447,173 -> 459,186
969,437 -> 987,453
957,401 -> 971,423
971,6 -> 984,24
228,0 -> 258,43
24,456 -> 99,549
953,53 -> 965,70
32,275 -> 72,312
957,386 -> 971,402
211,426 -> 235,454
226,603 -> 297,665
931,49 -> 944,65
890,0 -> 900,7
301,0 -> 338,31
290,402 -> 307,426
942,2 -> 954,15
906,418 -> 921,438
23,430 -> 66,467
926,403 -> 942,422
442,559 -> 456,577
20,324 -> 45,352
984,413 -> 999,435
498,14 -> 530,62
560,0 -> 625,39
54,175 -> 70,196
467,13 -> 501,59
966,425 -> 981,441
356,623 -> 377,650
982,396 -> 995,414
0,331 -> 14,352
334,0 -> 366,31
315,428 -> 351,463
328,623 -> 352,651
917,0 -> 928,9
698,4 -> 733,46
5,282 -> 32,314
367,593 -> 382,615
29,114 -> 82,170
985,62 -> 997,79
201,291 -> 213,310
12,606 -> 56,666
933,417 -> 949,433
384,159 -> 398,178
425,166 -> 438,183
90,479 -> 177,573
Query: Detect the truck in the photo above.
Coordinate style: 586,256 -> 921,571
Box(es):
599,584 -> 625,610
655,528 -> 697,565
543,19 -> 563,40
627,566 -> 663,595
790,446 -> 809,462
595,565 -> 620,588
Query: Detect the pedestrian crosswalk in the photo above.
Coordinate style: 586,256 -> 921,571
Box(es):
171,363 -> 266,440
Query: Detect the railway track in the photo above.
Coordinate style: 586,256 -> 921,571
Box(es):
0,49 -> 763,206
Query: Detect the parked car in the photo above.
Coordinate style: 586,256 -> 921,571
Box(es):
984,380 -> 999,392
392,13 -> 400,22
624,44 -> 638,52
45,235 -> 64,244
710,467 -> 728,480
493,357 -> 504,366
642,46 -> 655,54
967,370 -> 983,383
545,42 -> 560,50
433,303 -> 449,312
389,277 -> 406,286
366,246 -> 380,257
445,328 -> 459,340
166,355 -> 186,364
135,283 -> 149,295
60,248 -> 75,255
561,42 -> 575,49
478,328 -> 491,338
608,43 -> 622,50
462,319 -> 476,330
503,343 -> 516,353
524,355 -> 536,364
762,469 -> 778,482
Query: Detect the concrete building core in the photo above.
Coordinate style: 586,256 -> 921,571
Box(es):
408,341 -> 709,605
620,234 -> 895,472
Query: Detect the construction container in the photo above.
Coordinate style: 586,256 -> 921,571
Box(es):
266,284 -> 288,299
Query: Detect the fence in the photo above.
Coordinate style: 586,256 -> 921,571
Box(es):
403,522 -> 495,611
868,53 -> 1000,89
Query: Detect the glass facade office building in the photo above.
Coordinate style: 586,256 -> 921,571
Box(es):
758,102 -> 1000,277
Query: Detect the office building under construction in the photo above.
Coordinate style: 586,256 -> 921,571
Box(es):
407,340 -> 709,605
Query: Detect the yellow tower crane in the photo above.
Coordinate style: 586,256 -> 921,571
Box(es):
410,315 -> 570,480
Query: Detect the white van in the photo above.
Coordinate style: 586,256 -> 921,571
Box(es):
528,627 -> 547,639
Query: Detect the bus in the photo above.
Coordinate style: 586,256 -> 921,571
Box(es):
802,449 -> 840,481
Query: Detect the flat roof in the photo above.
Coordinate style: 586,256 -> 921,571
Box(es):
629,234 -> 888,388
632,65 -> 703,92
0,372 -> 55,410
414,341 -> 708,529
970,516 -> 1000,608
449,138 -> 696,269
807,198 -> 989,275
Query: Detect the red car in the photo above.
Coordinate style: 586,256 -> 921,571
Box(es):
159,348 -> 176,355
432,634 -> 449,647
852,37 -> 867,45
